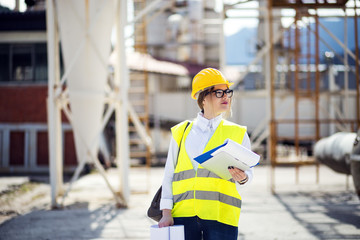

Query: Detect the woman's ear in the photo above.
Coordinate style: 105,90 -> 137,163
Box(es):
202,97 -> 207,109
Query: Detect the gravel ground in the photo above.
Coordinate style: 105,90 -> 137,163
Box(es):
0,179 -> 51,224
0,165 -> 359,240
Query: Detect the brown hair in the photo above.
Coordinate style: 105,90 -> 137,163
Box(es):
197,86 -> 214,112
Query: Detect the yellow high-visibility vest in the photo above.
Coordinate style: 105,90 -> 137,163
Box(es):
171,119 -> 247,227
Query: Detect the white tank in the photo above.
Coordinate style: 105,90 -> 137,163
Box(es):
56,0 -> 116,163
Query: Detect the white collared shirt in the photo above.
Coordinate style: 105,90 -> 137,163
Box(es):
160,112 -> 254,210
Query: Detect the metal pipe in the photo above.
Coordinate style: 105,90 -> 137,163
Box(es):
294,11 -> 300,155
354,0 -> 360,127
266,0 -> 277,194
344,7 -> 350,121
46,0 -> 63,208
127,103 -> 153,152
115,0 -> 130,206
314,132 -> 357,175
350,129 -> 360,199
306,21 -> 311,94
329,65 -> 337,135
315,11 -> 320,141
219,0 -> 226,71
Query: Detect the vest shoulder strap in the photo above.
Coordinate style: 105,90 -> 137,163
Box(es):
171,120 -> 191,146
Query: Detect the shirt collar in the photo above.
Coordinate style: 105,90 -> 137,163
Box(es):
195,112 -> 223,132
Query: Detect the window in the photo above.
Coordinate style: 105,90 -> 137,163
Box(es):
34,44 -> 48,81
0,44 -> 10,82
11,44 -> 34,81
0,43 -> 49,83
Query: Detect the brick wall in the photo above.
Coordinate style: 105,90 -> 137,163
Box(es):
0,85 -> 48,123
0,85 -> 77,169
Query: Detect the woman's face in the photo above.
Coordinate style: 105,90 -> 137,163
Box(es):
203,84 -> 231,119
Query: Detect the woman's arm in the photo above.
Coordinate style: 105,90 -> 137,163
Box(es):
158,137 -> 178,227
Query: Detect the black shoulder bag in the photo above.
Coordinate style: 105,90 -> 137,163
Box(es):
147,121 -> 190,222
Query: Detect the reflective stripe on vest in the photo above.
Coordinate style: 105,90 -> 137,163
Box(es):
171,119 -> 247,227
173,168 -> 235,182
174,190 -> 241,208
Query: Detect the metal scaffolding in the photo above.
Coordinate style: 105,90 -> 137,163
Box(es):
266,0 -> 360,192
223,0 -> 359,192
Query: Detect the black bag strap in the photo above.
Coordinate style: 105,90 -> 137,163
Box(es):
176,121 -> 190,167
147,121 -> 190,222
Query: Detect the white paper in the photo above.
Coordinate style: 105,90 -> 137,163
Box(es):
169,225 -> 185,240
150,225 -> 185,240
202,151 -> 251,180
194,138 -> 260,180
211,138 -> 260,167
151,225 -> 169,240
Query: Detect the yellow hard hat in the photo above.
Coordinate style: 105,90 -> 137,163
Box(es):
191,68 -> 233,99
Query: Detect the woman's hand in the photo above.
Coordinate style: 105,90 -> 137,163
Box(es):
228,166 -> 248,183
158,209 -> 174,228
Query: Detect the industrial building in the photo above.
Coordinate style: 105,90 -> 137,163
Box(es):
0,0 -> 359,206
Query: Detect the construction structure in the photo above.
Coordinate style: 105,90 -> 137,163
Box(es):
266,0 -> 359,191
45,0 -> 133,207
113,0 -> 360,192
209,0 -> 359,192
0,0 -> 359,207
128,0 -> 151,167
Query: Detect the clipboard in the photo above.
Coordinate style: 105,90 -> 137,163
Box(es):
194,139 -> 260,180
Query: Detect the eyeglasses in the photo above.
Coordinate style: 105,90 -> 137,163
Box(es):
207,89 -> 234,98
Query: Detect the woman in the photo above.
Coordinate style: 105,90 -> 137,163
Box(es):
159,68 -> 254,240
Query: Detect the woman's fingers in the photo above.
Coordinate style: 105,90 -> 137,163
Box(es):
228,166 -> 246,181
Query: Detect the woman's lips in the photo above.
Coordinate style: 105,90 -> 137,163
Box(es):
221,101 -> 228,105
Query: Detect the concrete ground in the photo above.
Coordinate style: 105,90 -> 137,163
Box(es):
0,164 -> 359,240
